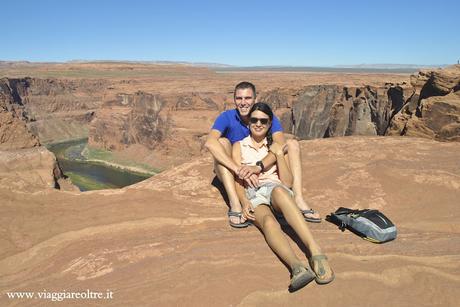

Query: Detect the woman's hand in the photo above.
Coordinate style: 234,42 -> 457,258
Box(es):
269,142 -> 287,156
236,165 -> 260,188
242,201 -> 256,221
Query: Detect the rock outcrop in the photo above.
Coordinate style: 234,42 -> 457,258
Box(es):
0,78 -> 40,150
279,84 -> 407,139
170,92 -> 220,111
88,92 -> 170,151
387,65 -> 460,141
0,77 -> 105,144
1,136 -> 459,306
0,146 -> 75,191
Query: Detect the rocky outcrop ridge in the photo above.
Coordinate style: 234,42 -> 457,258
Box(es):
1,136 -> 459,306
88,92 -> 170,151
170,92 -> 220,111
0,78 -> 40,150
275,84 -> 407,139
0,77 -> 104,144
0,146 -> 77,191
387,65 -> 460,141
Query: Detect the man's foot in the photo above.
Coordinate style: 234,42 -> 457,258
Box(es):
295,197 -> 321,222
227,211 -> 250,228
309,254 -> 335,284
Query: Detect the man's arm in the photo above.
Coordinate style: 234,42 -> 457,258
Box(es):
206,128 -> 259,188
205,129 -> 240,173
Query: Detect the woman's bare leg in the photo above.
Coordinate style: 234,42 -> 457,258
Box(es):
254,205 -> 303,270
271,187 -> 333,281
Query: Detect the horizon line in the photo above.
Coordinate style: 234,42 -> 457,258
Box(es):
0,59 -> 452,68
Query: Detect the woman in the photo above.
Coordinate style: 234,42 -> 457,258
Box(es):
232,102 -> 334,291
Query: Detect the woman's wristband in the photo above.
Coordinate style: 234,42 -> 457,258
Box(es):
256,160 -> 264,171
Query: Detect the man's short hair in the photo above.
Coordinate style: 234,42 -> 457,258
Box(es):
234,81 -> 256,99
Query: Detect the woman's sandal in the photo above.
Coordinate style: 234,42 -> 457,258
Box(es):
309,255 -> 335,284
227,211 -> 250,228
288,266 -> 315,292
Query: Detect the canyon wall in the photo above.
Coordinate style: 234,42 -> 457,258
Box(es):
88,92 -> 170,151
0,78 -> 78,190
2,65 -> 459,171
0,78 -> 40,150
387,65 -> 460,141
264,84 -> 409,140
1,77 -> 105,144
63,66 -> 460,169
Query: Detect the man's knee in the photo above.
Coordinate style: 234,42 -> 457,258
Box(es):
218,137 -> 232,153
286,139 -> 300,153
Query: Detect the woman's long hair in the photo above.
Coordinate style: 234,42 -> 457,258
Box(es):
248,102 -> 274,146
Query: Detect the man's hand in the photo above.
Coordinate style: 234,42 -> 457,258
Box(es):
242,202 -> 256,221
237,165 -> 262,178
236,165 -> 261,188
244,173 -> 259,188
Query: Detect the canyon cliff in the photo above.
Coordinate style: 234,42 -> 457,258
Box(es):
0,77 -> 102,144
387,65 -> 460,141
88,92 -> 169,151
0,78 -> 40,150
269,84 -> 409,139
83,65 -> 460,170
2,64 -> 459,173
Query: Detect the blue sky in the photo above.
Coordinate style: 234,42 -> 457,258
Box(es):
2,0 -> 459,66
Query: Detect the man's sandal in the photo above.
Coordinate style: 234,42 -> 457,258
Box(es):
228,211 -> 250,228
301,209 -> 322,223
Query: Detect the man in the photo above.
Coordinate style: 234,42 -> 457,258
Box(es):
205,81 -> 321,227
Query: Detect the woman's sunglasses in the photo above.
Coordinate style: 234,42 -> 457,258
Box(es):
249,117 -> 270,125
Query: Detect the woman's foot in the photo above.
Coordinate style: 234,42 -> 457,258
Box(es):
288,265 -> 315,292
309,254 -> 335,284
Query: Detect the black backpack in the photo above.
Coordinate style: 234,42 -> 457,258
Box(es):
326,207 -> 397,243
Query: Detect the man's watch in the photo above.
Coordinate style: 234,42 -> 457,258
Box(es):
256,160 -> 264,172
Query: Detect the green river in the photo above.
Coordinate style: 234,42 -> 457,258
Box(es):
47,139 -> 152,191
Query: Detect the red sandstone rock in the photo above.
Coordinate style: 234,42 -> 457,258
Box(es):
0,78 -> 40,150
0,136 -> 459,306
0,146 -> 67,191
388,65 -> 460,141
88,91 -> 170,151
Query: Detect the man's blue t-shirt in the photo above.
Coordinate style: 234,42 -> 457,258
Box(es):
211,109 -> 283,144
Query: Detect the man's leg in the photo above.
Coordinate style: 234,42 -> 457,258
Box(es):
285,139 -> 321,220
213,138 -> 244,224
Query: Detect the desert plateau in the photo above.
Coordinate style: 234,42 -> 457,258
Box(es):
1,62 -> 460,306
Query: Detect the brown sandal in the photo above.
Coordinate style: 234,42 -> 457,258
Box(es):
309,255 -> 335,284
289,266 -> 315,292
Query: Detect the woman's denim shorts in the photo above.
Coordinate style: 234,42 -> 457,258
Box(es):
245,181 -> 293,209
